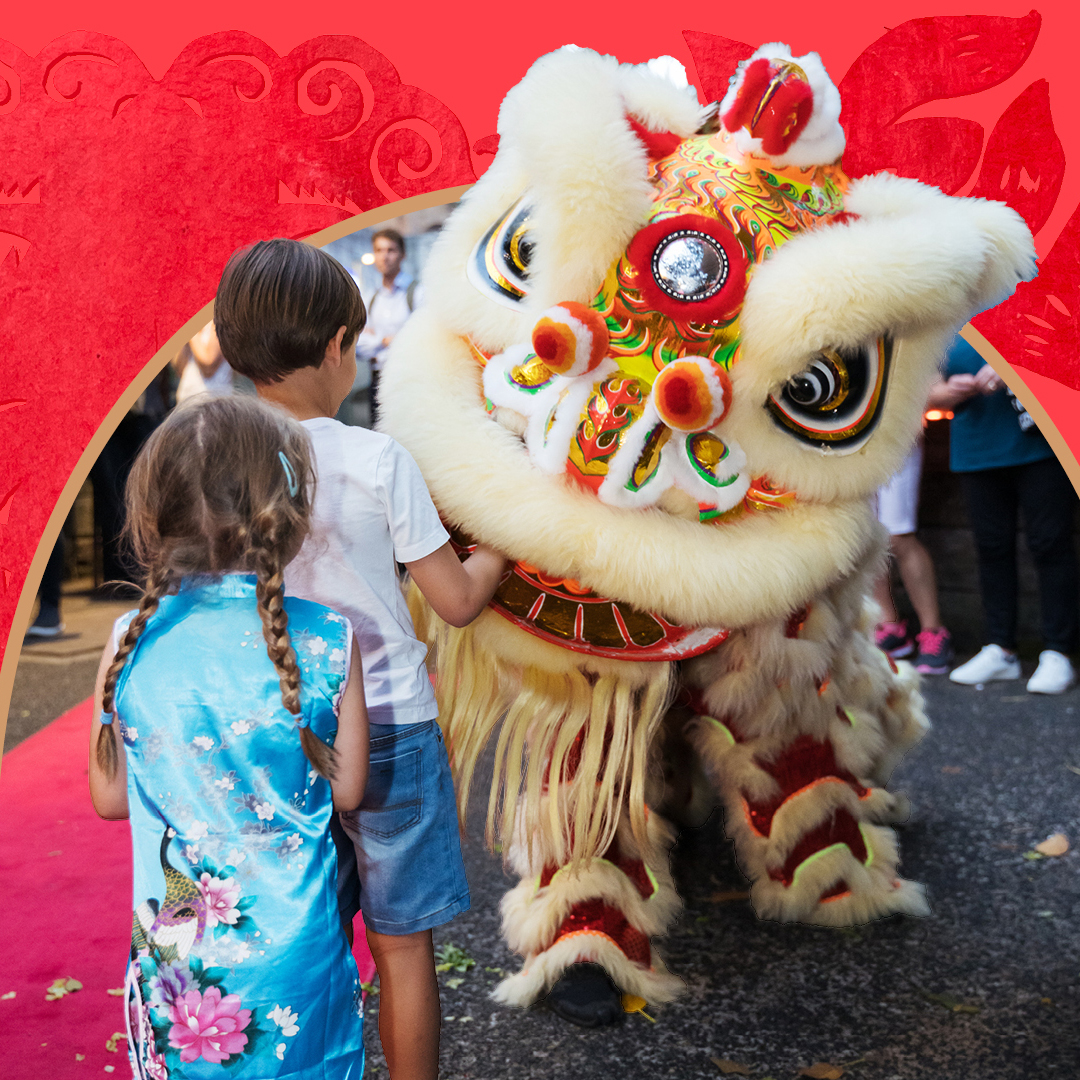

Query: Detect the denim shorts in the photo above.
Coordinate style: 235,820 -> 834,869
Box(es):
331,719 -> 470,936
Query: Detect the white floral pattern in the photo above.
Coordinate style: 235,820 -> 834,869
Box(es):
269,1004 -> 300,1036
304,636 -> 328,657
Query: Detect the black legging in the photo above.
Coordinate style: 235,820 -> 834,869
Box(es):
960,456 -> 1080,654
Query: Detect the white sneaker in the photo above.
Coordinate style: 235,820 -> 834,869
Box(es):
949,644 -> 1021,685
1026,650 -> 1076,694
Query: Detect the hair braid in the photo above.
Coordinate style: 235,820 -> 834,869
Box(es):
96,564 -> 174,781
254,542 -> 338,781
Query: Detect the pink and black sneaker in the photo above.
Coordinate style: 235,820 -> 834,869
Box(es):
875,620 -> 914,659
914,627 -> 955,674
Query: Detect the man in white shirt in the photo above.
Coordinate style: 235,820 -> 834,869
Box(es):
355,229 -> 423,423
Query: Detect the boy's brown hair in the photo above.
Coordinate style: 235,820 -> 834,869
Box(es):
214,239 -> 366,384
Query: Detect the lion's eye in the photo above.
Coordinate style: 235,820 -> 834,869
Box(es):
468,198 -> 533,307
784,354 -> 848,410
653,232 -> 729,301
767,339 -> 892,453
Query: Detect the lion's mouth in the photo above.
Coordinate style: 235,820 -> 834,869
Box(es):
481,344 -> 757,522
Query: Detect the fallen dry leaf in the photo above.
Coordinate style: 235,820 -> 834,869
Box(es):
1035,833 -> 1069,857
105,1031 -> 127,1053
711,1058 -> 753,1075
1065,762 -> 1080,776
621,994 -> 656,1022
920,990 -> 980,1013
941,766 -> 964,774
800,1064 -> 843,1079
106,987 -> 125,996
707,890 -> 752,903
45,978 -> 82,1001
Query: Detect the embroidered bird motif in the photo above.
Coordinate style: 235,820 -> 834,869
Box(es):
132,830 -> 208,964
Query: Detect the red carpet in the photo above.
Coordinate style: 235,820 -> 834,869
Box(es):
0,698 -> 376,1079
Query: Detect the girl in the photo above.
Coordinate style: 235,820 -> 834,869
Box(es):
88,394 -> 369,1079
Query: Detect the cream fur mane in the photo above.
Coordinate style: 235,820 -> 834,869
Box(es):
382,49 -> 1034,630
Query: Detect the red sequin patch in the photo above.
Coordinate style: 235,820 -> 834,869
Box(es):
745,735 -> 869,836
554,898 -> 652,966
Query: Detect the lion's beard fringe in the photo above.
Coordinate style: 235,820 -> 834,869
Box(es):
409,584 -> 674,870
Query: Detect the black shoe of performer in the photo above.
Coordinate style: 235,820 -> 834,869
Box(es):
545,963 -> 624,1027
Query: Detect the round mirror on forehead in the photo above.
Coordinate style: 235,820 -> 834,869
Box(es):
652,231 -> 729,301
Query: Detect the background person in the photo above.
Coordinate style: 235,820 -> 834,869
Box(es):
353,229 -> 422,423
934,336 -> 1079,693
872,443 -> 954,674
172,321 -> 234,404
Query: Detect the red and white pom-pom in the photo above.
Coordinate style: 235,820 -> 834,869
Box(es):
531,302 -> 610,378
652,357 -> 732,432
719,43 -> 844,168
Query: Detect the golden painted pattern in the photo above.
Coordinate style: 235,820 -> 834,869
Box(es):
448,529 -> 729,660
566,375 -> 648,491
588,129 -> 848,394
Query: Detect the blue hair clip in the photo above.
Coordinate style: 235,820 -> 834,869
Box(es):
278,451 -> 299,497
100,711 -> 114,725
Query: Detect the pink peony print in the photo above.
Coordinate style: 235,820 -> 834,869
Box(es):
196,873 -> 241,929
144,1042 -> 169,1080
167,986 -> 251,1064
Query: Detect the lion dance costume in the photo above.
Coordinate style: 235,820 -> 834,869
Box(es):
380,44 -> 1036,1008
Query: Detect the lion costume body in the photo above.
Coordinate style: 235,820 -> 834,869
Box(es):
379,44 -> 1036,1008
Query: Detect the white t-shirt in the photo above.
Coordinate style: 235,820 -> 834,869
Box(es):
285,418 -> 449,725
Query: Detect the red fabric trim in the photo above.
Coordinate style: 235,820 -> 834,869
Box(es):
767,810 -> 869,887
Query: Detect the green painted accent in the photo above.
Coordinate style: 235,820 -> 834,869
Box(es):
504,368 -> 553,396
686,434 -> 739,488
859,822 -> 874,868
788,843 -> 851,888
644,863 -> 659,895
703,715 -> 736,746
789,826 -> 875,892
698,506 -> 722,523
712,340 -> 739,370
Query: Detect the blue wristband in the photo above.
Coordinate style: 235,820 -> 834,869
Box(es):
99,712 -> 114,725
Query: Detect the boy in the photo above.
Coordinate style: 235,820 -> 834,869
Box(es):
214,239 -> 506,1080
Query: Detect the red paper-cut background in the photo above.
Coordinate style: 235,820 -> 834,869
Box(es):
2,4 -> 1080,691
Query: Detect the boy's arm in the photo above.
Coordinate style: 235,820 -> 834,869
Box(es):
405,543 -> 507,628
88,642 -> 129,820
330,637 -> 369,813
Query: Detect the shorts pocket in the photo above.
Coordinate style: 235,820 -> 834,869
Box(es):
356,746 -> 423,839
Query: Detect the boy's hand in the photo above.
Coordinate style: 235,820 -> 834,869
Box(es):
406,542 -> 509,628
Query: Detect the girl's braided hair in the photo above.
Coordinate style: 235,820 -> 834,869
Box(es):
96,394 -> 335,781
